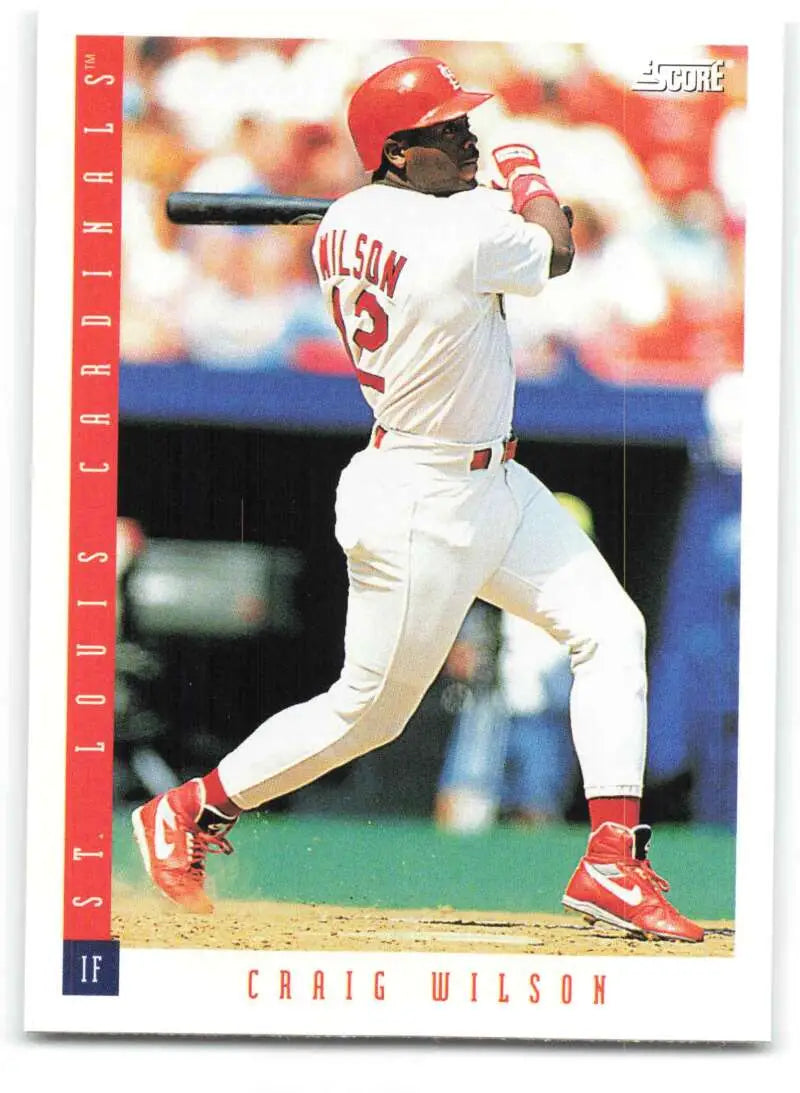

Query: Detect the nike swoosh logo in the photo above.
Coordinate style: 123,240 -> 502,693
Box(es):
154,796 -> 177,860
584,862 -> 643,907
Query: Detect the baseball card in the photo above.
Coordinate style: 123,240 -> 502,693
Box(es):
22,1 -> 785,1047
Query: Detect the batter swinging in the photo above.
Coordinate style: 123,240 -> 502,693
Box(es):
133,56 -> 703,942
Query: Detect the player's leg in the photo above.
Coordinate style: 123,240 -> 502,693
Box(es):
478,463 -> 703,941
216,532 -> 476,808
215,451 -> 515,808
133,449 -> 516,910
480,465 -> 647,807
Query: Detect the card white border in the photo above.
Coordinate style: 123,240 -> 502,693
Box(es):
20,0 -> 785,1046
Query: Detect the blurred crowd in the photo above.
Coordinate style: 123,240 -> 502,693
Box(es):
121,36 -> 747,387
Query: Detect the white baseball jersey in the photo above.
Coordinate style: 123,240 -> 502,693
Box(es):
312,183 -> 553,444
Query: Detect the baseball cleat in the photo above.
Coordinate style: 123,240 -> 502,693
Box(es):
562,822 -> 704,942
132,778 -> 237,914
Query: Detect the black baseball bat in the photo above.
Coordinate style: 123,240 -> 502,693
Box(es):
166,192 -> 333,226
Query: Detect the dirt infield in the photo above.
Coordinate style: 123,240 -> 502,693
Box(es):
112,890 -> 734,956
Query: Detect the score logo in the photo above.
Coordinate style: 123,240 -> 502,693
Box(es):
632,59 -> 726,93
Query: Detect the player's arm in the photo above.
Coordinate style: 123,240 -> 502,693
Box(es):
520,198 -> 574,277
491,144 -> 575,278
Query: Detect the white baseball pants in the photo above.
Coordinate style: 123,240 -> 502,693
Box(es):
219,430 -> 647,809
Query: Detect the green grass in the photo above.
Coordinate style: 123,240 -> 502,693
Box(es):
116,812 -> 736,920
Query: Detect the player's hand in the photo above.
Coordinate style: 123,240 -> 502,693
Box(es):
490,143 -> 561,215
491,143 -> 546,186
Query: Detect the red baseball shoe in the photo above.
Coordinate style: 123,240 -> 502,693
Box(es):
562,822 -> 704,942
132,778 -> 237,914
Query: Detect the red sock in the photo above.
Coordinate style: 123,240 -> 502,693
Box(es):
201,768 -> 241,817
588,796 -> 641,831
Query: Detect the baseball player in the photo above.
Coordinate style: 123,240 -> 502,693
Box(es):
133,56 -> 703,942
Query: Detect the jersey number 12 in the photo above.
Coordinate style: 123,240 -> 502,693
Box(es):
331,286 -> 387,393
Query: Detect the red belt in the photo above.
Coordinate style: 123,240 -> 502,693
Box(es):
372,426 -> 517,470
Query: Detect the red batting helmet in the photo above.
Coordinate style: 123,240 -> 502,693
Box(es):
347,56 -> 493,172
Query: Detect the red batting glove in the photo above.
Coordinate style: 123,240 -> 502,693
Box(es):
491,144 -> 560,215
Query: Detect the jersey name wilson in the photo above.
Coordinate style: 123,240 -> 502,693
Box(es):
317,229 -> 408,299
